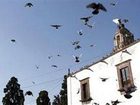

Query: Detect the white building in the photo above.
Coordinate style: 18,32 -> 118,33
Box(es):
67,23 -> 140,105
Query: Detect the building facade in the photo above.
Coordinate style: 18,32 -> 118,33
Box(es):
67,24 -> 140,105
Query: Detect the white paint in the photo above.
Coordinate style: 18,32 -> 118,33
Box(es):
67,41 -> 140,105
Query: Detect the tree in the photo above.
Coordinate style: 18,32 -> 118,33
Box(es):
52,75 -> 67,105
2,77 -> 24,105
36,90 -> 50,105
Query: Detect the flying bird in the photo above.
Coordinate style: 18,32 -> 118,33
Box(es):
89,44 -> 95,47
11,39 -> 16,43
32,81 -> 35,84
73,54 -> 82,63
86,23 -> 94,28
111,99 -> 121,105
48,56 -> 53,59
100,77 -> 109,82
113,18 -> 122,25
51,24 -> 62,29
25,91 -> 33,96
74,45 -> 82,50
71,41 -> 80,45
51,65 -> 58,68
122,19 -> 129,23
110,2 -> 118,6
77,88 -> 80,94
86,2 -> 107,15
80,16 -> 93,25
77,30 -> 83,36
25,3 -> 33,7
35,65 -> 39,69
57,54 -> 61,57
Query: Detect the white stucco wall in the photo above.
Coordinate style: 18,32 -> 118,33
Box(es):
67,41 -> 140,105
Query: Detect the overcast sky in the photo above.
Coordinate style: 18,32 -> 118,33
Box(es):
0,0 -> 140,105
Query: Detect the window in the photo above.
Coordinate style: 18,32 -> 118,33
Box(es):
116,59 -> 136,94
80,78 -> 92,102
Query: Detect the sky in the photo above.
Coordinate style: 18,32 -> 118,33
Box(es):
0,0 -> 140,105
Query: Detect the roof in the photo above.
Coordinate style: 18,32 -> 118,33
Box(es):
71,39 -> 140,75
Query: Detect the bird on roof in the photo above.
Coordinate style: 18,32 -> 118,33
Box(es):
86,2 -> 107,15
80,16 -> 93,25
100,60 -> 108,65
25,91 -> 33,96
51,24 -> 62,29
51,65 -> 58,68
87,67 -> 94,72
122,49 -> 131,55
11,39 -> 16,43
25,3 -> 33,7
100,77 -> 109,82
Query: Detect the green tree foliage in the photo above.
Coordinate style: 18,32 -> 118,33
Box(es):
2,77 -> 24,105
52,75 -> 67,105
36,90 -> 50,105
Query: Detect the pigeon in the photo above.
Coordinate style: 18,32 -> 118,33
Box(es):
51,65 -> 58,68
87,67 -> 94,72
35,65 -> 39,69
111,99 -> 121,105
77,30 -> 83,36
77,88 -> 80,94
48,56 -> 53,59
25,91 -> 33,96
86,23 -> 94,28
110,2 -> 118,6
11,39 -> 16,43
100,60 -> 108,65
72,41 -> 80,45
70,75 -> 78,80
86,2 -> 107,15
73,54 -> 82,63
100,77 -> 109,82
32,81 -> 35,84
122,19 -> 129,23
80,16 -> 93,25
74,45 -> 82,50
51,25 -> 62,29
89,44 -> 95,47
25,3 -> 33,7
122,49 -> 131,55
57,54 -> 61,57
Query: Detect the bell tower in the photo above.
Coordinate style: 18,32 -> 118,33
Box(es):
113,21 -> 134,52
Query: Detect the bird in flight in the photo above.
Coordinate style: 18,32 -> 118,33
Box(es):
25,91 -> 33,96
77,30 -> 83,36
86,2 -> 107,15
35,65 -> 39,69
100,77 -> 109,82
74,45 -> 82,50
51,65 -> 58,68
71,41 -> 80,45
25,3 -> 33,7
51,24 -> 62,29
73,54 -> 82,63
11,39 -> 16,43
122,19 -> 129,23
111,99 -> 121,105
80,16 -> 93,25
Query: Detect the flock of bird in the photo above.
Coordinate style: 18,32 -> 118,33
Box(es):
8,2 -> 130,103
